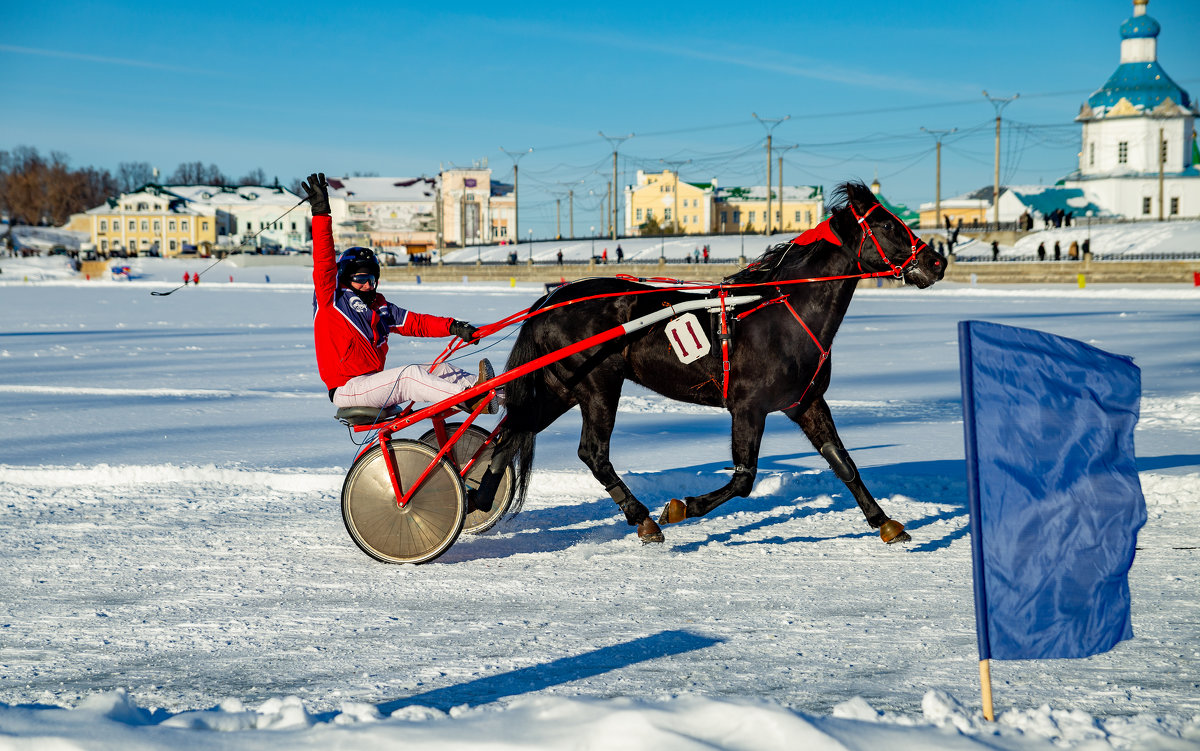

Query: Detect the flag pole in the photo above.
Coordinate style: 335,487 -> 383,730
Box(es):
979,659 -> 994,721
960,321 -> 996,722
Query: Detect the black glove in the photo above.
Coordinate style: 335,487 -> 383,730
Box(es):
449,320 -> 479,344
301,172 -> 330,216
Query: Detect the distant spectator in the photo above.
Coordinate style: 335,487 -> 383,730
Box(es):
1069,240 -> 1079,260
615,245 -> 624,263
556,249 -> 563,265
1054,241 -> 1061,261
601,248 -> 608,264
183,272 -> 190,286
991,240 -> 999,261
702,245 -> 710,263
1037,242 -> 1046,261
1082,238 -> 1090,257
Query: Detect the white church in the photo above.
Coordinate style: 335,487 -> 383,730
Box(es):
1063,0 -> 1198,219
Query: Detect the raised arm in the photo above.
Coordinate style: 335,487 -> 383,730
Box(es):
301,173 -> 336,309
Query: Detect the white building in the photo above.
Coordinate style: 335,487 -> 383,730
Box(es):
1063,0 -> 1198,219
326,176 -> 440,258
168,184 -> 308,251
325,169 -> 516,259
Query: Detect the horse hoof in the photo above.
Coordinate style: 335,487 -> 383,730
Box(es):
879,519 -> 909,544
637,518 -> 665,544
659,499 -> 688,525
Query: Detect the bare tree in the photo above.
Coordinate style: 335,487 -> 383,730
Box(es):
0,146 -> 115,225
117,161 -> 155,192
238,167 -> 267,186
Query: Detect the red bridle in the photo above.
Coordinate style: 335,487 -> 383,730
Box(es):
849,202 -> 928,278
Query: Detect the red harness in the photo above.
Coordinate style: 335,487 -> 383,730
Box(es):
436,202 -> 927,413
847,203 -> 927,278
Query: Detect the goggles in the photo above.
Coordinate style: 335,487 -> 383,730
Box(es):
350,273 -> 376,285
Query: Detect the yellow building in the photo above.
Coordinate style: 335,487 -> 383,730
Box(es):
624,170 -> 715,235
917,189 -> 991,229
68,185 -> 217,257
713,185 -> 824,235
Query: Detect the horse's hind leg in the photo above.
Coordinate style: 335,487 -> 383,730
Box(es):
786,397 -> 910,544
576,380 -> 663,543
658,407 -> 766,523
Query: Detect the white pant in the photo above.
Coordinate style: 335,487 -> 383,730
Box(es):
333,362 -> 476,409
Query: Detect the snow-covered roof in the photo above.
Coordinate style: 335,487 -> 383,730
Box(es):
1008,186 -> 1109,217
168,184 -> 301,207
326,176 -> 438,202
713,185 -> 821,202
82,186 -> 205,215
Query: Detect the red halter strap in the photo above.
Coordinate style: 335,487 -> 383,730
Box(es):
848,202 -> 927,278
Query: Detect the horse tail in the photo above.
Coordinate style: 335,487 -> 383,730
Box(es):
490,317 -> 565,517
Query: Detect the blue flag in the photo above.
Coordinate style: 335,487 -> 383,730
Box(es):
959,320 -> 1146,661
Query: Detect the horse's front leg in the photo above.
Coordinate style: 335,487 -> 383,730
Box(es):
659,407 -> 765,524
576,385 -> 664,544
787,396 -> 909,544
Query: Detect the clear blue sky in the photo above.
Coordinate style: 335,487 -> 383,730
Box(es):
3,1 -> 1198,239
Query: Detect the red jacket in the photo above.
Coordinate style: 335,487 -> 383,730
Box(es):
311,214 -> 453,390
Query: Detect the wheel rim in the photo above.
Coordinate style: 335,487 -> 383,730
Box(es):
342,441 -> 465,564
419,424 -> 515,534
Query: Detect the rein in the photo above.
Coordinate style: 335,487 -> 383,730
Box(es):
432,201 -> 925,387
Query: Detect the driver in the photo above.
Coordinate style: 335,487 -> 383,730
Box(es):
301,172 -> 496,414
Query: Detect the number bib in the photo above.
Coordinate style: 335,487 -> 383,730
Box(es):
664,313 -> 711,364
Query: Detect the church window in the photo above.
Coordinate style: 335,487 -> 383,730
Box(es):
636,208 -> 643,221
1142,197 -> 1152,215
1118,142 -> 1128,164
1088,142 -> 1095,166
1170,197 -> 1179,215
1160,140 -> 1168,164
99,219 -> 107,232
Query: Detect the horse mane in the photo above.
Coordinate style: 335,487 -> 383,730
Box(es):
724,180 -> 875,284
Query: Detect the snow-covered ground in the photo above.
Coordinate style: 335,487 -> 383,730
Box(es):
1,256 -> 1198,750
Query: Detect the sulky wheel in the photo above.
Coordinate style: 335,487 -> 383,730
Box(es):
341,439 -> 466,564
419,423 -> 516,535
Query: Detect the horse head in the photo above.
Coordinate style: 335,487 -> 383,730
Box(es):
828,181 -> 945,288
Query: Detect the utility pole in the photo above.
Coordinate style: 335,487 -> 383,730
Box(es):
982,91 -> 1018,228
659,158 -> 691,234
774,144 -> 797,231
753,113 -> 790,236
1158,127 -> 1165,221
555,197 -> 561,239
554,179 -> 584,238
599,131 -> 634,241
921,127 -> 957,230
499,146 -> 532,252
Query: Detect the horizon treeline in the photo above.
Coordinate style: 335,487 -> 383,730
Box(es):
0,146 -> 299,226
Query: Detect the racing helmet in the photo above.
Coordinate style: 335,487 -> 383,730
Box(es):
337,246 -> 380,286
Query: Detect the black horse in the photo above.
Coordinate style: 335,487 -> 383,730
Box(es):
474,181 -> 945,544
